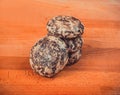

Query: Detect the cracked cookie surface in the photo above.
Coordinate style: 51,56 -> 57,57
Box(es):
47,15 -> 84,39
30,36 -> 68,77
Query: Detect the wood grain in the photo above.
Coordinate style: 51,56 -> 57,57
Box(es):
0,0 -> 120,95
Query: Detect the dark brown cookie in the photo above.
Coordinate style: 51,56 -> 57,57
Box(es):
67,50 -> 82,66
47,15 -> 84,39
64,36 -> 83,53
30,36 -> 68,77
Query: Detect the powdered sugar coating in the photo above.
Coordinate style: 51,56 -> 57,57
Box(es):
47,15 -> 84,39
30,36 -> 68,77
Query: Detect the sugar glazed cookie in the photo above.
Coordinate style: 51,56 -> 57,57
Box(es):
64,36 -> 83,53
30,36 -> 68,77
67,50 -> 82,66
47,15 -> 84,39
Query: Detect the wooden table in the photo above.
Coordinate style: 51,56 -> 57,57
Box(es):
0,0 -> 120,95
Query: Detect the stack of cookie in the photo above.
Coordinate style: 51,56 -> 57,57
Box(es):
47,15 -> 84,66
30,16 -> 84,77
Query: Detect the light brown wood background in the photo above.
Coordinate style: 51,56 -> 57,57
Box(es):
0,0 -> 120,95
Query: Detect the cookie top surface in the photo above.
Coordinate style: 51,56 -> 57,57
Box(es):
30,36 -> 68,77
47,15 -> 84,38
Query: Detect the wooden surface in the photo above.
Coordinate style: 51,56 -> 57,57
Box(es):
0,0 -> 120,95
